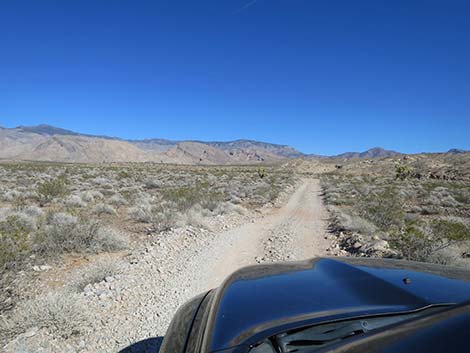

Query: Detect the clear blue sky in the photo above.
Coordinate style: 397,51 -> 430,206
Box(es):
1,0 -> 469,155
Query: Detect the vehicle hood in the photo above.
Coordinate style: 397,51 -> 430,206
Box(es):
205,257 -> 470,352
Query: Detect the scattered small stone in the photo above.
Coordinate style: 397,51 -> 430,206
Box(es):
32,265 -> 52,272
24,327 -> 39,338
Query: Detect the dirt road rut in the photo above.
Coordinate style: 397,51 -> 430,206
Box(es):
204,178 -> 329,288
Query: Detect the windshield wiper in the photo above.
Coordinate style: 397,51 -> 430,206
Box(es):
275,307 -> 447,352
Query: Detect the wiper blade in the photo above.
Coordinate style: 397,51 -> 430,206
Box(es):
276,320 -> 364,351
276,307 -> 447,353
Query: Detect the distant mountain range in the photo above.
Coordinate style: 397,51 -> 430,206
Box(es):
0,124 -> 466,164
0,124 -> 305,164
335,147 -> 401,159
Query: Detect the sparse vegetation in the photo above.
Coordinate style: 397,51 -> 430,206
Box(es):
37,176 -> 69,205
0,161 -> 295,345
321,154 -> 470,267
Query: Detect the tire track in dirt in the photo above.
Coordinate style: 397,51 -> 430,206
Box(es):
200,178 -> 330,290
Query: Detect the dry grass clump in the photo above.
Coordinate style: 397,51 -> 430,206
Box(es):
108,193 -> 128,206
71,258 -> 120,291
91,227 -> 129,252
65,194 -> 87,208
92,203 -> 117,216
0,289 -> 90,342
328,206 -> 377,235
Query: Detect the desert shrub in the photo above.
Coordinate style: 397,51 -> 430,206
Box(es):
22,205 -> 44,219
162,183 -> 225,212
323,190 -> 342,205
0,216 -> 31,270
108,193 -> 128,206
332,208 -> 377,235
117,170 -> 131,179
91,227 -> 128,252
389,221 -> 433,261
390,219 -> 470,262
0,290 -> 90,340
395,163 -> 414,181
80,191 -> 95,202
129,203 -> 153,223
1,190 -> 22,202
34,212 -> 80,255
151,205 -> 176,232
144,178 -> 162,189
428,187 -> 459,207
358,187 -> 405,231
22,190 -> 39,201
428,247 -> 468,268
37,176 -> 69,205
453,189 -> 470,205
0,211 -> 37,232
93,203 -> 116,216
213,202 -> 247,216
71,259 -> 120,291
34,214 -> 127,257
257,167 -> 266,179
179,205 -> 210,228
91,177 -> 110,186
65,194 -> 87,208
229,195 -> 242,205
89,190 -> 104,200
432,219 -> 470,244
440,195 -> 459,207
80,190 -> 104,203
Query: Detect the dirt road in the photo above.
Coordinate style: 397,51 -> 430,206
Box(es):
203,178 -> 330,289
108,178 -> 330,352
